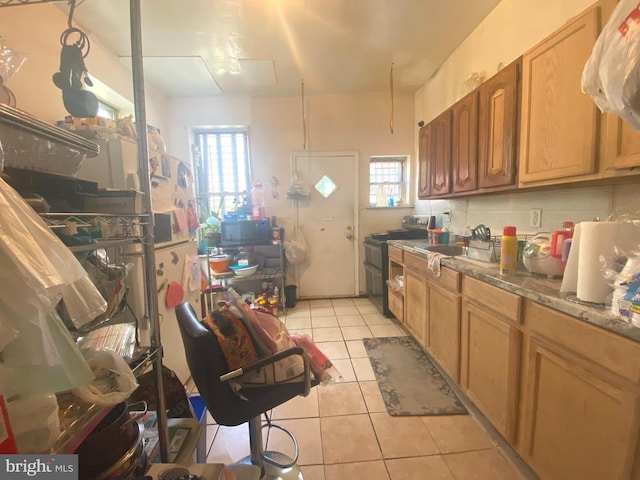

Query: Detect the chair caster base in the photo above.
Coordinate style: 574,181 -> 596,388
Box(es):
237,452 -> 303,480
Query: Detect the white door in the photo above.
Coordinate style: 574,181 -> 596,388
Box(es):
292,152 -> 358,299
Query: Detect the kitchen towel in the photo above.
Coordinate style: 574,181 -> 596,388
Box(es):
561,221 -> 640,304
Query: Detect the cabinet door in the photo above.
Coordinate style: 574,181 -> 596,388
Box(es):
388,249 -> 404,322
404,269 -> 427,346
478,58 -> 520,189
430,110 -> 452,197
606,115 -> 640,170
417,125 -> 431,198
452,91 -> 479,193
460,302 -> 520,443
519,4 -> 601,184
519,336 -> 640,480
426,283 -> 461,382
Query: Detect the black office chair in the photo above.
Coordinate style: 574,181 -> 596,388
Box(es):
175,301 -> 316,480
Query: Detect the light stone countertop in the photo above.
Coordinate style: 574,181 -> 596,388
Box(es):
388,239 -> 640,343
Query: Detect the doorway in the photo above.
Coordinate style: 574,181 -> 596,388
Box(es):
291,151 -> 358,299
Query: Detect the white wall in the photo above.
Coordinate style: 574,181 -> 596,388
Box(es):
0,3 -> 168,130
168,92 -> 415,294
168,92 -> 416,238
414,0 -> 640,239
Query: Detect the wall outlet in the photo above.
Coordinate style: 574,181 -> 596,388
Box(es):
529,208 -> 542,228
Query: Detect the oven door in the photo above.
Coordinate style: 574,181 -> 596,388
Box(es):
364,239 -> 383,269
364,262 -> 384,315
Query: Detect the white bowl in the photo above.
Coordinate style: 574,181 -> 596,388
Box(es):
230,264 -> 258,277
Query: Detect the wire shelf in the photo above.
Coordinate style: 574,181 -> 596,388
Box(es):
0,0 -> 63,7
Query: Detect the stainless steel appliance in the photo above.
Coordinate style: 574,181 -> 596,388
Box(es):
364,216 -> 428,316
221,219 -> 272,246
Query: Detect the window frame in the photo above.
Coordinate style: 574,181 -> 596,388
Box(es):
192,128 -> 252,220
368,155 -> 408,207
97,100 -> 119,120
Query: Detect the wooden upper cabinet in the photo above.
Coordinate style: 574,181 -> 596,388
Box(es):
519,4 -> 601,184
417,125 -> 431,198
604,115 -> 640,170
430,109 -> 452,197
452,91 -> 479,193
478,58 -> 520,189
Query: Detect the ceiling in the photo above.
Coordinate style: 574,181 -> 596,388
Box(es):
62,0 -> 501,98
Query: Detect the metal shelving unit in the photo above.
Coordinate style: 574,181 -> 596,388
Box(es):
52,346 -> 161,455
202,242 -> 287,316
1,0 -> 170,461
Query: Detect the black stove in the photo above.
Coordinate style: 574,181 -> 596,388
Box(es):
364,221 -> 428,316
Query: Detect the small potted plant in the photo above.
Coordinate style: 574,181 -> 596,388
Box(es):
197,198 -> 224,252
200,215 -> 221,248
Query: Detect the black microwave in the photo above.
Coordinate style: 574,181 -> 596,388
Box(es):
221,219 -> 272,246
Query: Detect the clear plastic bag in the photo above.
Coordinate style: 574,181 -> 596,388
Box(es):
0,36 -> 27,82
582,0 -> 640,129
386,275 -> 403,293
286,180 -> 310,199
284,230 -> 307,265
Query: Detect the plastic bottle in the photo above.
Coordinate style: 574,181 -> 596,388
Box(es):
271,286 -> 280,317
250,180 -> 265,219
375,186 -> 386,207
500,226 -> 518,276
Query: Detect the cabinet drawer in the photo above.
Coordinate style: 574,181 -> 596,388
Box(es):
463,276 -> 521,323
389,246 -> 403,263
524,300 -> 640,383
388,290 -> 404,321
404,253 -> 460,292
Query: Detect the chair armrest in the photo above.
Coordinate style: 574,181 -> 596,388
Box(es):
220,347 -> 314,397
220,347 -> 305,382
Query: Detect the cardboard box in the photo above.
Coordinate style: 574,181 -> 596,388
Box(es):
84,189 -> 144,214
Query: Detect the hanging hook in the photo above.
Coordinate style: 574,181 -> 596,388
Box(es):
67,0 -> 77,28
389,62 -> 395,135
301,79 -> 307,150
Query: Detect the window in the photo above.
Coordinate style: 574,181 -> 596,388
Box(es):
97,101 -> 119,120
193,129 -> 251,219
369,155 -> 407,206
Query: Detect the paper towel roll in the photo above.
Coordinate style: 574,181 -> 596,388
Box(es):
576,222 -> 640,304
560,223 -> 581,294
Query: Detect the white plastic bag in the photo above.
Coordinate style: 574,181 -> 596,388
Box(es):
6,394 -> 60,454
582,0 -> 640,129
72,349 -> 138,406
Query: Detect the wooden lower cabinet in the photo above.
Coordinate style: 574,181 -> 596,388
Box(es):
427,282 -> 461,382
519,335 -> 640,480
404,268 -> 427,345
399,265 -> 640,479
519,300 -> 640,480
388,246 -> 404,322
461,276 -> 522,443
460,301 -> 521,443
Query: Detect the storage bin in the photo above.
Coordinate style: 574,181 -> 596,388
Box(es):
84,190 -> 144,214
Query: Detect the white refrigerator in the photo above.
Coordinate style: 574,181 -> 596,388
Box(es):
78,137 -> 201,383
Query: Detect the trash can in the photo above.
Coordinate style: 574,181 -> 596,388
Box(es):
285,285 -> 297,308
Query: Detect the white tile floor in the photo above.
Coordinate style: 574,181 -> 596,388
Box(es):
189,297 -> 539,480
